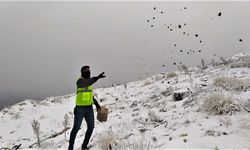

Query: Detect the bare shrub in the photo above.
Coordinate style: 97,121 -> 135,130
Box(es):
148,110 -> 159,122
98,129 -> 118,150
203,93 -> 240,115
214,77 -> 250,91
230,59 -> 250,68
201,59 -> 206,68
167,72 -> 177,78
116,138 -> 152,150
181,65 -> 192,80
155,75 -> 164,81
62,114 -> 70,139
220,56 -> 228,65
32,118 -> 41,147
143,80 -> 151,86
177,66 -> 182,72
12,113 -> 20,119
99,133 -> 153,150
211,59 -> 216,66
124,83 -> 127,89
161,86 -> 174,97
51,97 -> 63,104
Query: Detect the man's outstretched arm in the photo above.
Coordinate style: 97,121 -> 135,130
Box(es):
77,72 -> 106,87
77,77 -> 98,87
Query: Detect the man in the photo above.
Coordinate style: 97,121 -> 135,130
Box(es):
68,66 -> 106,150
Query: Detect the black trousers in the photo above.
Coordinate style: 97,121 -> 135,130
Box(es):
68,105 -> 94,150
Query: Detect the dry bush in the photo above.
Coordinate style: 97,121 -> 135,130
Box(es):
230,59 -> 250,68
220,56 -> 228,65
211,59 -> 216,66
203,93 -> 240,115
12,113 -> 20,119
161,86 -> 174,97
143,80 -> 151,86
167,72 -> 177,78
201,59 -> 206,68
181,65 -> 192,80
116,138 -> 152,150
62,114 -> 70,139
32,118 -> 42,147
124,83 -> 128,89
214,77 -> 250,91
154,75 -> 164,81
98,129 -> 153,150
148,110 -> 162,122
98,129 -> 118,150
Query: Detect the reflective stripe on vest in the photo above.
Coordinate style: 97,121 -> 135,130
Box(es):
76,79 -> 94,106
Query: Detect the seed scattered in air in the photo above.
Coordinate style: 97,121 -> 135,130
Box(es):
195,34 -> 199,37
180,50 -> 183,52
151,25 -> 154,28
178,25 -> 182,28
218,12 -> 222,17
152,17 -> 156,19
154,7 -> 156,10
239,39 -> 243,42
173,62 -> 176,65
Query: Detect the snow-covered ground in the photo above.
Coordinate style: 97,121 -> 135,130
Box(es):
1,53 -> 250,149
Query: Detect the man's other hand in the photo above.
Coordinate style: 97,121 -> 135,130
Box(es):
98,72 -> 106,79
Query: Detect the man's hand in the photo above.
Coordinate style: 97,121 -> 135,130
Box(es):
96,105 -> 101,111
98,72 -> 106,79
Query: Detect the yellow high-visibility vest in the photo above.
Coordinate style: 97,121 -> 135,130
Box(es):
76,78 -> 94,106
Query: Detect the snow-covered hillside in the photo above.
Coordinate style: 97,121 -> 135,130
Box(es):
1,53 -> 250,149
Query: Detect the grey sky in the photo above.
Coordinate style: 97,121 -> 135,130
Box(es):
0,1 -> 249,109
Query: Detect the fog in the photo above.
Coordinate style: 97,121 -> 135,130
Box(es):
0,1 -> 249,109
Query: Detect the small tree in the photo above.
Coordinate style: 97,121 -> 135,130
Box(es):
32,118 -> 41,147
63,113 -> 69,139
220,56 -> 228,65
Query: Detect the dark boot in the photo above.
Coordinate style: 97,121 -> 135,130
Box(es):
81,146 -> 89,150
